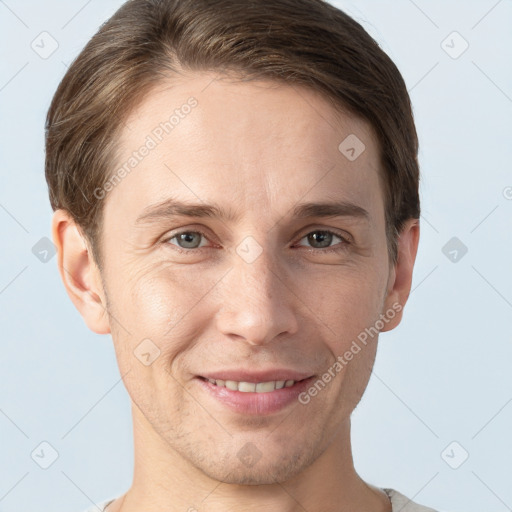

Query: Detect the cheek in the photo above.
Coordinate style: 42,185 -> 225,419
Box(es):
309,269 -> 385,399
300,264 -> 386,340
112,262 -> 219,354
106,264 -> 209,410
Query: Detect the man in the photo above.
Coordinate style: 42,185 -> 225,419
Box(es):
46,0 -> 438,510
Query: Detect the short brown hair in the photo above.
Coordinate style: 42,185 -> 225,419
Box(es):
45,0 -> 420,269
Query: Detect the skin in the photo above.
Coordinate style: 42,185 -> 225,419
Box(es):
52,71 -> 419,512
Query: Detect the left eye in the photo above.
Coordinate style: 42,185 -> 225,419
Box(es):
296,230 -> 346,250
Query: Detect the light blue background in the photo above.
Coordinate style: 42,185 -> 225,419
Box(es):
1,1 -> 511,511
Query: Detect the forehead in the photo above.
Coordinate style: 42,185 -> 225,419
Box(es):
105,72 -> 384,225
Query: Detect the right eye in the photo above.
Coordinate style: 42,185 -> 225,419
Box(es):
164,230 -> 211,251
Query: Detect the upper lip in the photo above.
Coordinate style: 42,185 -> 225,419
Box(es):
198,369 -> 315,383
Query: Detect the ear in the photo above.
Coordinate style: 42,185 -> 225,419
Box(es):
380,218 -> 420,332
51,209 -> 111,335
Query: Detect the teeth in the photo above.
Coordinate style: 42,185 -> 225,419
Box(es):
207,378 -> 297,392
225,380 -> 238,391
255,381 -> 275,392
238,381 -> 256,392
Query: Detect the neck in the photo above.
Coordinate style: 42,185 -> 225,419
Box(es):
110,405 -> 391,512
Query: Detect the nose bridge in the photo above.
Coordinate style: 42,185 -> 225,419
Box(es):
237,244 -> 277,302
215,238 -> 298,345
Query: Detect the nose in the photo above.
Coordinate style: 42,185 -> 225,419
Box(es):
214,244 -> 299,346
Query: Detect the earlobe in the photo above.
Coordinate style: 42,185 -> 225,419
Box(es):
51,209 -> 111,335
380,218 -> 420,333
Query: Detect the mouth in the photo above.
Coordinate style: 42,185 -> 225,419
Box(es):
195,374 -> 316,415
198,376 -> 309,393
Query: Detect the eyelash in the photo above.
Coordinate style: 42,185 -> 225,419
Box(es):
162,228 -> 351,254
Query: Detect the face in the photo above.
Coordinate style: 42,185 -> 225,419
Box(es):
90,72 -> 402,484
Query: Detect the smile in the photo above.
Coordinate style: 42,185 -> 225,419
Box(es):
196,375 -> 316,415
203,378 -> 299,393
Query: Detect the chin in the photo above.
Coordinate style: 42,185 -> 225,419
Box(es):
193,444 -> 316,486
204,464 -> 297,486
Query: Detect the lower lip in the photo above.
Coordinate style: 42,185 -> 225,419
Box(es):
196,376 -> 315,415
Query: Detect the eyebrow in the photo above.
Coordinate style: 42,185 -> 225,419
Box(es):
135,197 -> 370,225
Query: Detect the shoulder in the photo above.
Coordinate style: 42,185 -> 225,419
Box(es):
80,498 -> 117,512
382,488 -> 440,512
